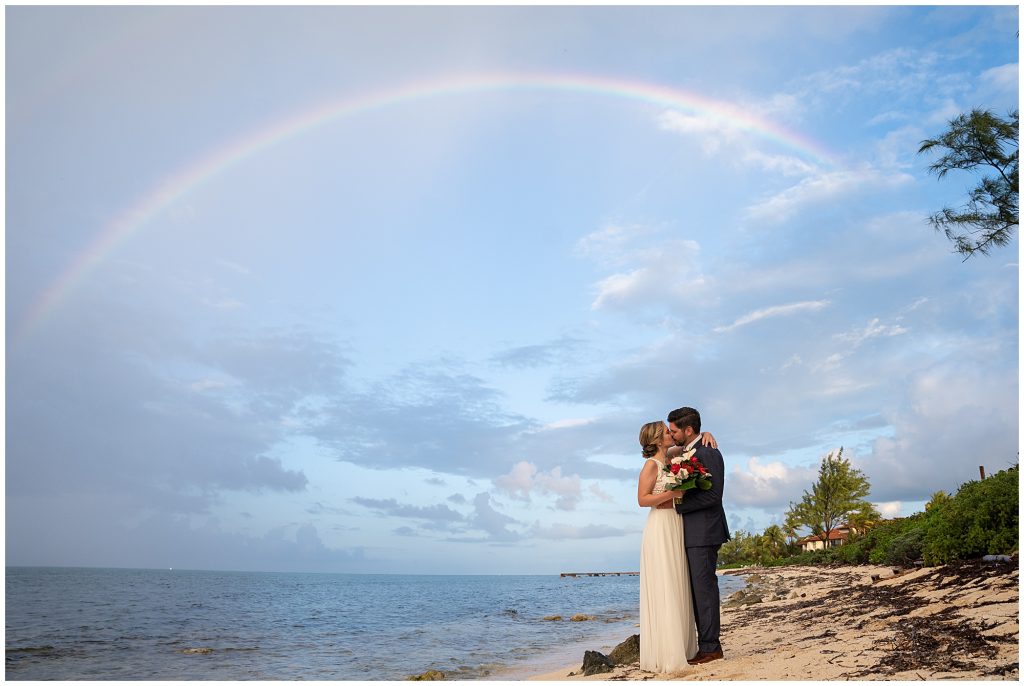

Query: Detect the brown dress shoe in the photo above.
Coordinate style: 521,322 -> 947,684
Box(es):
687,649 -> 724,665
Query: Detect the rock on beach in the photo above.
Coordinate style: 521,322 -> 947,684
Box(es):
406,669 -> 445,680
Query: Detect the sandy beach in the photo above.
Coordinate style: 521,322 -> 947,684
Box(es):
528,558 -> 1019,681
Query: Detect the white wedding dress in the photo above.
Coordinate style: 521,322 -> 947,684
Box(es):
639,457 -> 698,673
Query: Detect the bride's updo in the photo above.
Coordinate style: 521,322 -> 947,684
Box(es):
638,421 -> 664,458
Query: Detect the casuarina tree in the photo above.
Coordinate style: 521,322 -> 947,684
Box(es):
919,108 -> 1019,259
785,448 -> 879,548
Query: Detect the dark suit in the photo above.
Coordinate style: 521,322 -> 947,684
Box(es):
674,442 -> 729,653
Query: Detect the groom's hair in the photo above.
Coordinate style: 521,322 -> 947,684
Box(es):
667,407 -> 701,434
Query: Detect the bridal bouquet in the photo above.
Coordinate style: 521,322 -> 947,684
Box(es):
663,448 -> 713,493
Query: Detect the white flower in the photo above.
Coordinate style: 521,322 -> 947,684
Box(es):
681,449 -> 695,462
679,468 -> 690,479
671,455 -> 684,465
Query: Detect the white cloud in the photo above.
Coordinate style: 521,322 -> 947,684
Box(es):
588,483 -> 615,503
657,110 -> 741,155
588,239 -> 705,312
979,62 -> 1018,98
494,461 -> 582,510
863,356 -> 1019,502
780,354 -> 803,370
202,297 -> 245,310
874,501 -> 902,519
793,47 -> 969,113
715,299 -> 830,333
726,457 -> 818,509
812,352 -> 844,374
751,91 -> 805,121
925,98 -> 964,126
216,259 -> 252,276
575,223 -> 654,266
494,461 -> 537,500
189,378 -> 230,392
576,226 -> 709,312
742,149 -> 818,177
658,99 -> 819,174
657,110 -> 729,136
534,466 -> 582,511
542,418 -> 595,431
834,317 -> 909,347
866,110 -> 908,127
745,167 -> 914,224
873,125 -> 928,169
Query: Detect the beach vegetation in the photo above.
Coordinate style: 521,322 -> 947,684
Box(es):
718,527 -> 800,568
825,515 -> 927,566
920,464 -> 1019,564
721,464 -> 1018,569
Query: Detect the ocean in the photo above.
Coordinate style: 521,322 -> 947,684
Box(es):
5,566 -> 745,680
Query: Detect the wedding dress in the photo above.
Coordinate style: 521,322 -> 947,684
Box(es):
639,457 -> 698,673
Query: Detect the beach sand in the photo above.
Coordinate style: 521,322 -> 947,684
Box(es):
527,558 -> 1019,681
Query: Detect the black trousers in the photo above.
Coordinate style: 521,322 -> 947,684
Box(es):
686,545 -> 722,653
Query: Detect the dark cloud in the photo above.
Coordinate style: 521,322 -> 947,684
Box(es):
464,492 -> 523,542
308,359 -> 640,482
4,278 -> 357,559
5,495 -> 370,573
309,361 -> 535,476
352,494 -> 533,543
192,329 -> 351,417
306,501 -> 353,516
7,325 -> 312,510
351,497 -> 465,529
858,354 -> 1019,502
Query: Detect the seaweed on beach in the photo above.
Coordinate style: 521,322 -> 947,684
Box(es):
730,559 -> 1018,679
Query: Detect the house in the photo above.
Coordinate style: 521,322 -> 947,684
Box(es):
798,524 -> 857,552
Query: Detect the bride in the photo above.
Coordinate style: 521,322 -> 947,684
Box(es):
636,421 -> 714,673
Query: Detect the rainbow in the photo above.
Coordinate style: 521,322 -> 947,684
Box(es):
14,72 -> 837,345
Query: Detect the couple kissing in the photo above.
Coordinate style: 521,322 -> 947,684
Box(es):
637,406 -> 730,673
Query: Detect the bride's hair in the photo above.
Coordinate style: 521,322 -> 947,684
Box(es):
638,422 -> 664,458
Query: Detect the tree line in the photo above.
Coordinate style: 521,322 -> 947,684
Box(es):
719,450 -> 1018,569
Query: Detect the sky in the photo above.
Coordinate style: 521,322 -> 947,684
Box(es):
5,4 -> 1019,575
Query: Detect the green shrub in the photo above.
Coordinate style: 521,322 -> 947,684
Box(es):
882,525 -> 927,565
922,465 -> 1018,565
861,514 -> 928,564
830,536 -> 870,564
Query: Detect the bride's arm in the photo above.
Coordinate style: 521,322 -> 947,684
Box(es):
637,460 -> 678,508
666,432 -> 718,455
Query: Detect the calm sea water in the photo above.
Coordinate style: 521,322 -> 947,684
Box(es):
5,566 -> 744,680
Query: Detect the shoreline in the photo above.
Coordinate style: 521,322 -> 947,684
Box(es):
479,572 -> 746,681
526,558 -> 1019,681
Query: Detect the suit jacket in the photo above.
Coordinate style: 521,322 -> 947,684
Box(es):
674,443 -> 730,548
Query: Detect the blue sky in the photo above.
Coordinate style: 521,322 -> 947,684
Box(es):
6,5 -> 1019,574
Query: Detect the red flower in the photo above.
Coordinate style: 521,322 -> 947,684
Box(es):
670,463 -> 681,474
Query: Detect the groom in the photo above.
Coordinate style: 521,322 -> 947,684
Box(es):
667,406 -> 730,665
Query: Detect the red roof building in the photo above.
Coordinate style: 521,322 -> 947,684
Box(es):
798,525 -> 855,552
